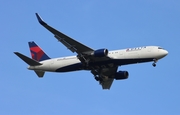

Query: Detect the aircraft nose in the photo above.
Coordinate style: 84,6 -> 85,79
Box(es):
158,49 -> 168,59
164,50 -> 168,56
159,49 -> 168,58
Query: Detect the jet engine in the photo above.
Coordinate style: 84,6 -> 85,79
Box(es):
91,49 -> 108,57
114,71 -> 129,80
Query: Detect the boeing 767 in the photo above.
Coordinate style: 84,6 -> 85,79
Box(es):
14,13 -> 168,89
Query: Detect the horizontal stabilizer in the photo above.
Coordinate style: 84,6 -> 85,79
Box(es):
34,70 -> 45,77
14,52 -> 42,66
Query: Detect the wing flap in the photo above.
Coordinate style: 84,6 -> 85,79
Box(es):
54,35 -> 77,53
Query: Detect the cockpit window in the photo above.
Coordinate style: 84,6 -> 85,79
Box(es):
158,47 -> 164,49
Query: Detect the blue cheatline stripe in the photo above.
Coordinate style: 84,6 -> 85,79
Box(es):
55,58 -> 154,72
56,63 -> 83,72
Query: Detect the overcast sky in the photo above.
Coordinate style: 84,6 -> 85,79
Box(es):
1,1 -> 180,115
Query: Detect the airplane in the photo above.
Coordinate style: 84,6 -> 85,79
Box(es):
14,13 -> 168,89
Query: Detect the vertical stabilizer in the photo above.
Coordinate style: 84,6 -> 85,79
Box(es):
28,41 -> 50,61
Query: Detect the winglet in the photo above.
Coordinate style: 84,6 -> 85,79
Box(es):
35,13 -> 47,25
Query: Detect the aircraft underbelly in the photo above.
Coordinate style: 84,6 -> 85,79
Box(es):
53,58 -> 82,72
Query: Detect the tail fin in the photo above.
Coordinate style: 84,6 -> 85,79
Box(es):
28,41 -> 50,61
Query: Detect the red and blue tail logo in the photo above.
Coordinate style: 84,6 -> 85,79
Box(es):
28,41 -> 50,61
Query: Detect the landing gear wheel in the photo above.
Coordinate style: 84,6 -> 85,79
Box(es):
152,63 -> 156,67
152,59 -> 158,67
95,77 -> 99,81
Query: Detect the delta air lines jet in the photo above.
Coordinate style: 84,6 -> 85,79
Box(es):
14,13 -> 168,89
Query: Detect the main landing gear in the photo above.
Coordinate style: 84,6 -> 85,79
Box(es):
95,76 -> 103,81
152,59 -> 158,67
91,70 -> 102,81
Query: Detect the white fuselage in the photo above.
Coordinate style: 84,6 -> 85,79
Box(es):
28,46 -> 168,72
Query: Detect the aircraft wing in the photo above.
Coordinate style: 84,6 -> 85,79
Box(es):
96,66 -> 118,89
35,13 -> 94,54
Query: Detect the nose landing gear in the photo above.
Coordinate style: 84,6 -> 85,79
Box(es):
152,63 -> 156,67
152,59 -> 158,67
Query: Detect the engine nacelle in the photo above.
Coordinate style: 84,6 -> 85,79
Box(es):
92,49 -> 108,57
114,71 -> 129,80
